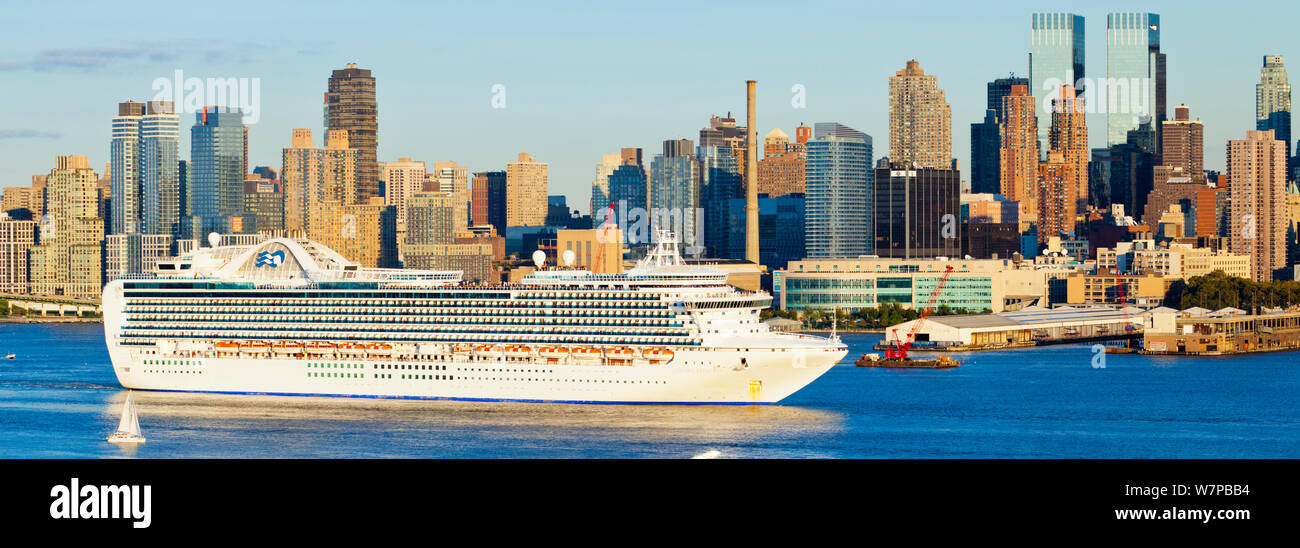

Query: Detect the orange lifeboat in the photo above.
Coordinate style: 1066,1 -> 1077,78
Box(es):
273,341 -> 303,354
538,346 -> 569,359
504,345 -> 531,359
474,344 -> 502,357
337,343 -> 367,356
643,348 -> 675,362
570,347 -> 603,360
304,341 -> 336,354
366,343 -> 394,356
215,341 -> 240,354
605,347 -> 635,364
240,341 -> 272,354
453,344 -> 473,356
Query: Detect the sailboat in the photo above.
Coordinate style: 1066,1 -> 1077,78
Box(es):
107,391 -> 146,445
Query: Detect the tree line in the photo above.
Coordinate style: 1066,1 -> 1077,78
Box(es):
1164,271 -> 1300,311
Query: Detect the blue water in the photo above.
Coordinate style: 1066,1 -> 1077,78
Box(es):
1,322 -> 1296,458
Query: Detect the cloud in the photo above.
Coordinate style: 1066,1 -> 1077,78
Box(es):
0,41 -> 266,72
0,129 -> 62,139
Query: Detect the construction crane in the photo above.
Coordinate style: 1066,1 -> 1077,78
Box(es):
886,265 -> 955,360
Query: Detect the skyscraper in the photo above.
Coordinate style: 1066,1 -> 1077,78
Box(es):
1030,13 -> 1085,155
611,152 -> 650,244
1257,55 -> 1292,159
1106,13 -> 1166,148
325,64 -> 379,201
590,152 -> 622,221
1160,104 -> 1205,177
189,106 -> 247,237
110,101 -> 145,235
873,160 -> 961,259
471,170 -> 507,236
889,60 -> 952,169
805,123 -> 872,258
505,152 -> 548,227
281,128 -> 356,239
1000,85 -> 1039,227
972,76 -> 1030,195
1037,151 -> 1075,244
1049,85 -> 1088,211
698,142 -> 741,258
757,127 -> 805,197
1228,130 -> 1287,281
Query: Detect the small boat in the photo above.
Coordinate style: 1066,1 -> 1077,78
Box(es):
240,341 -> 271,354
504,346 -> 531,359
4,353 -> 14,360
538,346 -> 569,359
453,344 -> 473,356
337,343 -> 367,356
215,341 -> 240,354
473,345 -> 503,357
106,392 -> 146,445
570,347 -> 603,360
365,343 -> 394,356
605,347 -> 636,363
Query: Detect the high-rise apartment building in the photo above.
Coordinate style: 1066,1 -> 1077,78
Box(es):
431,161 -> 470,236
1257,55 -> 1292,159
591,152 -> 622,220
29,156 -> 103,299
805,123 -> 872,258
1000,84 -> 1039,228
281,128 -> 357,240
404,192 -> 493,281
758,127 -> 805,197
189,106 -> 247,237
1160,104 -> 1205,178
1049,85 -> 1088,211
0,214 -> 38,294
1037,151 -> 1075,244
242,178 -> 284,233
111,100 -> 180,237
325,64 -> 378,201
1106,13 -> 1166,148
382,157 -> 427,255
505,152 -> 547,227
888,60 -> 952,169
1228,130 -> 1287,281
873,161 -> 961,259
1030,13 -> 1085,155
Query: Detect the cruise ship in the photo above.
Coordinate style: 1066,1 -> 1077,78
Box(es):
102,233 -> 846,404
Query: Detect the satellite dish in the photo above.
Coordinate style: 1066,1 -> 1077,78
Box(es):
532,250 -> 546,268
207,232 -> 221,248
561,249 -> 575,267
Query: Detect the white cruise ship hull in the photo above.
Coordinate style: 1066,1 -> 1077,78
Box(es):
107,346 -> 844,404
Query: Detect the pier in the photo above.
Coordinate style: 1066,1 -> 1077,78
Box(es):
876,306 -> 1145,352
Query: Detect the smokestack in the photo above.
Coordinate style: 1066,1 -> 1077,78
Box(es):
745,80 -> 759,265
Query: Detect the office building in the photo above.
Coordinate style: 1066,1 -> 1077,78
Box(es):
471,170 -> 507,237
805,123 -> 872,258
1257,55 -> 1292,159
431,161 -> 470,235
873,160 -> 961,259
189,106 -> 247,237
1030,13 -> 1085,154
242,178 -> 284,233
1106,12 -> 1166,148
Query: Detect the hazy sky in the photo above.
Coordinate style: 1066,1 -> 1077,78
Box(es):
2,0 -> 1296,213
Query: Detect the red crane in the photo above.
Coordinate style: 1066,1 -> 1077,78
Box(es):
886,265 -> 955,359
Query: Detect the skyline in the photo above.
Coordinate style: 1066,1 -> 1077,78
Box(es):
2,1 -> 1297,212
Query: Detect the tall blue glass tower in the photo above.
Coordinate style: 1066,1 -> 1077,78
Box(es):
1106,12 -> 1166,148
805,122 -> 872,258
1030,13 -> 1085,155
189,107 -> 246,236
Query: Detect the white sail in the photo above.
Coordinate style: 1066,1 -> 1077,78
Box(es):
108,391 -> 145,444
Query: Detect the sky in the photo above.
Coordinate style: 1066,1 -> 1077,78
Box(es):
2,0 -> 1297,214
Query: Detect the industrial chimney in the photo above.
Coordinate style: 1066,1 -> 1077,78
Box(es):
745,80 -> 759,264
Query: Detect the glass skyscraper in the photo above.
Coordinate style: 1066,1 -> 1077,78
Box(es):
1030,13 -> 1085,155
971,76 -> 1029,195
805,123 -> 872,258
111,100 -> 180,238
697,144 -> 740,259
647,140 -> 700,252
1106,12 -> 1166,147
1257,55 -> 1292,159
189,107 -> 247,236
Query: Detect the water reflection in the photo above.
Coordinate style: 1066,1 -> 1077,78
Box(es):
102,390 -> 845,458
